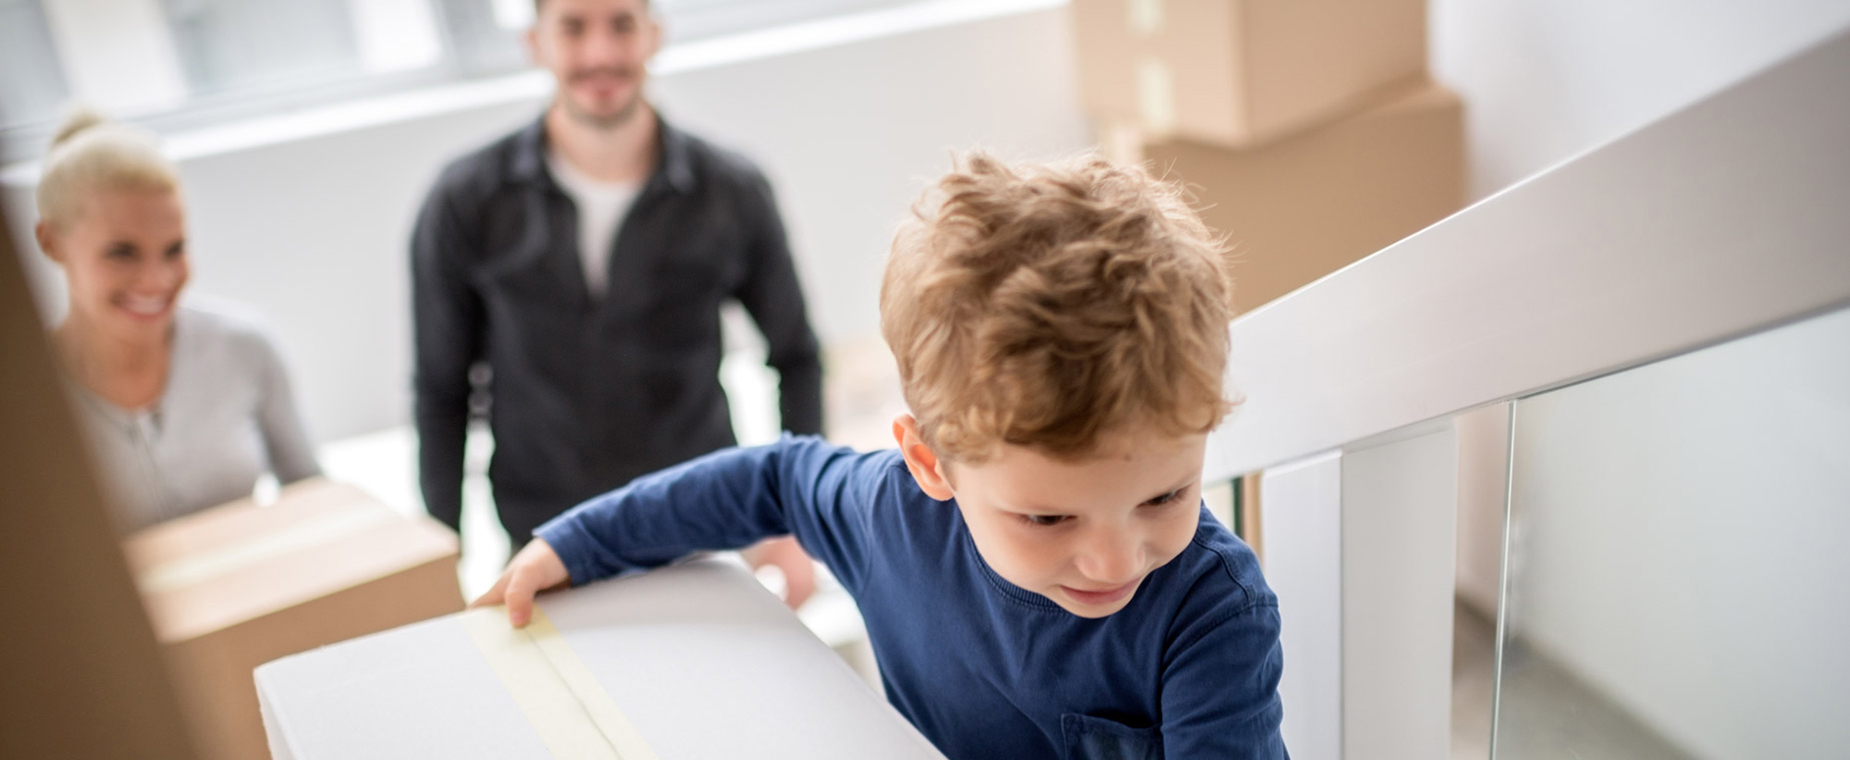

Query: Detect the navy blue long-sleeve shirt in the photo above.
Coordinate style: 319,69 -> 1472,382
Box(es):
537,436 -> 1287,759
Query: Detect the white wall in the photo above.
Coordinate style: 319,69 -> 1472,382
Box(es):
4,1 -> 1089,443
654,4 -> 1089,350
1507,307 -> 1850,759
1431,0 -> 1850,199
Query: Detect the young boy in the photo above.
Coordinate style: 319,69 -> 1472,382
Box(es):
476,153 -> 1286,758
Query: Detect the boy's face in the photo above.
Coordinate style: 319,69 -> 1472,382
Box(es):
894,417 -> 1206,618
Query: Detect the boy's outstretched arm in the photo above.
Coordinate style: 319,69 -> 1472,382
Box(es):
475,437 -> 884,627
470,537 -> 570,628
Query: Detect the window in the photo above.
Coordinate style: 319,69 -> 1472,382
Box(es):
0,0 -> 925,162
0,0 -> 70,129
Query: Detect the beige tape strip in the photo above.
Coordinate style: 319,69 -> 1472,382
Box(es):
138,507 -> 395,594
1128,0 -> 1164,36
460,607 -> 660,760
1136,57 -> 1177,136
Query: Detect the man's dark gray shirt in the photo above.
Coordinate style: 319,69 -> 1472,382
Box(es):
412,115 -> 824,540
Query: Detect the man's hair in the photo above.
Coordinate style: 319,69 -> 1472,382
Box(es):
534,0 -> 649,11
880,152 -> 1236,462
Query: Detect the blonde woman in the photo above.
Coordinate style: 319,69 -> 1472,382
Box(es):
34,111 -> 319,531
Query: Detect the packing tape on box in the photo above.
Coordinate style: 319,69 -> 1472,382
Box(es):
1136,57 -> 1177,137
137,506 -> 397,594
1128,0 -> 1163,35
460,606 -> 660,760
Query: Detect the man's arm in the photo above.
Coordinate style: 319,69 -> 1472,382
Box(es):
735,171 -> 824,436
411,185 -> 484,533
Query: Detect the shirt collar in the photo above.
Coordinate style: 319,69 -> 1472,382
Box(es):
511,109 -> 696,195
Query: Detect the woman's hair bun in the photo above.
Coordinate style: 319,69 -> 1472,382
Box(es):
36,105 -> 178,229
50,106 -> 109,150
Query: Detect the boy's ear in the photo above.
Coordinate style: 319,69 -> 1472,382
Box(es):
892,413 -> 955,501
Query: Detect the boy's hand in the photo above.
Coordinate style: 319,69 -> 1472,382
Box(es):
743,535 -> 817,610
470,537 -> 570,628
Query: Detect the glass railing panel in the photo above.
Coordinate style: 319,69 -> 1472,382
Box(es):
1493,306 -> 1850,760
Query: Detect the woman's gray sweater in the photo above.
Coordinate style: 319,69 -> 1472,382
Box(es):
67,303 -> 320,532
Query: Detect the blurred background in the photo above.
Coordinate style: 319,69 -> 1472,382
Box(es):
6,0 -> 1846,454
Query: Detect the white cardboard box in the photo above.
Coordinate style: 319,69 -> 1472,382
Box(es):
256,557 -> 945,759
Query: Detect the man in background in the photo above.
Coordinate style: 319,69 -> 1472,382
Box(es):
412,0 -> 822,605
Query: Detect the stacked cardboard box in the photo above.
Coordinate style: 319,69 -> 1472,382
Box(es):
123,478 -> 463,760
1072,0 -> 1465,313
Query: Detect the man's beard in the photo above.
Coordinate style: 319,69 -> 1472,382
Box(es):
561,70 -> 647,130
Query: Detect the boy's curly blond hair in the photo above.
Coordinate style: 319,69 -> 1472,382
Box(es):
881,152 -> 1236,462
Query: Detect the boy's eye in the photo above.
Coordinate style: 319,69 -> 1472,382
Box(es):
106,242 -> 137,260
1144,488 -> 1185,507
1020,514 -> 1070,527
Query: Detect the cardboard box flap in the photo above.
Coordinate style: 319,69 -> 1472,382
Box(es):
1073,0 -> 1429,148
126,478 -> 377,566
262,614 -> 553,759
125,478 -> 460,643
258,559 -> 947,760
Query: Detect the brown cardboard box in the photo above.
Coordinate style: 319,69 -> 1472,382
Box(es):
1072,0 -> 1429,148
3,199 -> 199,758
123,479 -> 463,760
1128,84 -> 1466,313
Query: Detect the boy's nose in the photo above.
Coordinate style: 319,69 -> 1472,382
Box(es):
1074,528 -> 1144,585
